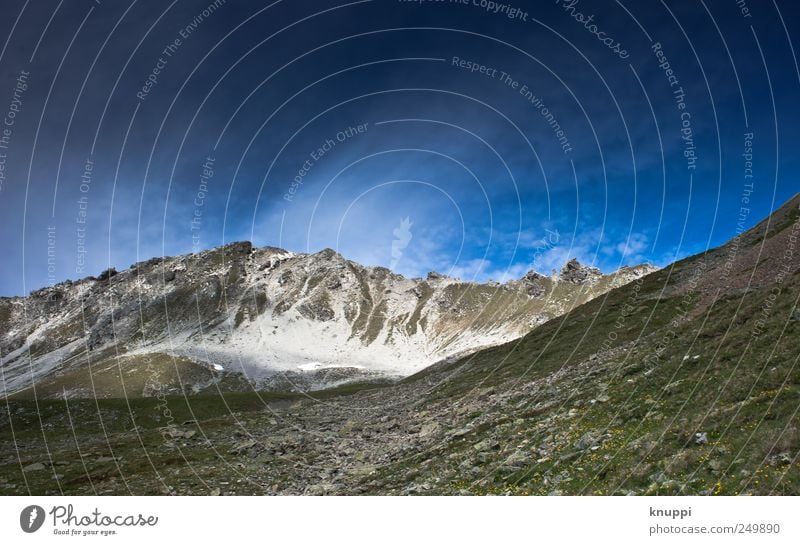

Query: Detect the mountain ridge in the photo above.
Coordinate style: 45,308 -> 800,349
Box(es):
0,240 -> 656,398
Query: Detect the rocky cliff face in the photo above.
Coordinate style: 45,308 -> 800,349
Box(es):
0,243 -> 656,398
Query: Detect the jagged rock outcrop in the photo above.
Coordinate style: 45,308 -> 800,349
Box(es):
506,270 -> 547,298
559,258 -> 602,285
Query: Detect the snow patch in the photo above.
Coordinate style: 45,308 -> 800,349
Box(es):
297,361 -> 365,372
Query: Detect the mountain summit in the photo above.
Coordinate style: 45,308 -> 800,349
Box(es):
0,243 -> 654,398
559,258 -> 602,284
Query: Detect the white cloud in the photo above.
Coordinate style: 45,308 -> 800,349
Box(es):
252,185 -> 657,285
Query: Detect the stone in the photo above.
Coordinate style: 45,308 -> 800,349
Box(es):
503,450 -> 529,468
473,439 -> 500,452
229,439 -> 258,455
166,428 -> 196,440
694,432 -> 708,445
449,427 -> 472,439
574,432 -> 598,450
304,483 -> 336,495
23,462 -> 46,472
349,465 -> 377,477
419,422 -> 440,437
772,452 -> 792,466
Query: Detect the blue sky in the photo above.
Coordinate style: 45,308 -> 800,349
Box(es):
0,0 -> 798,295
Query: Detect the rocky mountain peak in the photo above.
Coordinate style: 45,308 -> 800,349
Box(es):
259,246 -> 290,256
559,258 -> 602,285
426,271 -> 451,281
314,247 -> 342,260
219,240 -> 253,254
516,270 -> 546,298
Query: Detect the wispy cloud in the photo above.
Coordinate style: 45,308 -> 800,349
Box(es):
251,184 -> 659,285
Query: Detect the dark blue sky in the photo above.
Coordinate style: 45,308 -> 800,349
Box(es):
0,0 -> 798,295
